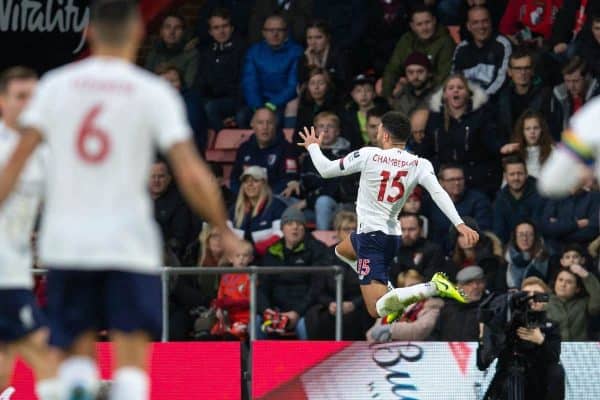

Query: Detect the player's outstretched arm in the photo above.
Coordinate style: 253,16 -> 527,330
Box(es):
298,126 -> 363,178
168,140 -> 242,255
0,128 -> 42,205
538,145 -> 590,197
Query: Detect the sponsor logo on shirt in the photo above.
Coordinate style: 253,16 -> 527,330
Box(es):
285,158 -> 297,173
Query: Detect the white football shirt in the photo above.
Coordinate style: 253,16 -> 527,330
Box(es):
307,145 -> 463,235
0,121 -> 46,288
19,57 -> 191,272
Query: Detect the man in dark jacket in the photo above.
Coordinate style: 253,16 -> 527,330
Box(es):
495,48 -> 552,140
230,108 -> 300,194
150,160 -> 193,260
389,213 -> 445,283
423,164 -> 493,247
493,156 -> 545,243
452,6 -> 511,97
539,184 -> 600,254
431,266 -> 487,341
197,8 -> 247,131
389,52 -> 436,117
257,207 -> 333,339
241,14 -> 302,118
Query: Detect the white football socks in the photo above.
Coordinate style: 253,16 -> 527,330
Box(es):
58,356 -> 99,399
376,282 -> 437,317
110,367 -> 149,400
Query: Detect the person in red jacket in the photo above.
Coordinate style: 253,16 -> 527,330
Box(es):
500,0 -> 563,46
211,240 -> 253,339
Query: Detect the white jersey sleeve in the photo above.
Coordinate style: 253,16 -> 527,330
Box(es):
307,144 -> 372,178
148,81 -> 191,152
538,97 -> 600,197
416,158 -> 464,227
18,73 -> 57,135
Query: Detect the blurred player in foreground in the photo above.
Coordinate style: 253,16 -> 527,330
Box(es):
0,67 -> 62,400
0,1 -> 241,399
538,97 -> 600,197
297,111 -> 479,322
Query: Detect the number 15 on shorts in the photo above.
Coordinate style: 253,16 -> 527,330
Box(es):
357,258 -> 370,278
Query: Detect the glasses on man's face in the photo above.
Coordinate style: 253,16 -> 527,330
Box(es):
263,28 -> 286,33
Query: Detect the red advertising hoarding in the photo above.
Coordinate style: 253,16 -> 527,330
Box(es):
8,342 -> 241,400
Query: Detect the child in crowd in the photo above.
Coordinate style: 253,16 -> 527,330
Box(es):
510,109 -> 554,179
210,240 -> 254,339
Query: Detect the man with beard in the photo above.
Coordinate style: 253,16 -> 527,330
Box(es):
389,52 -> 436,117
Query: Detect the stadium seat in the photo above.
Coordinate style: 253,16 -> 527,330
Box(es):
311,230 -> 339,247
214,129 -> 254,150
448,25 -> 461,44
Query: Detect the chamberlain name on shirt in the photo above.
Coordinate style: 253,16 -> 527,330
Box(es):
372,154 -> 418,167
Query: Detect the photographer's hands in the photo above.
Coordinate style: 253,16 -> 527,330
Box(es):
517,327 -> 545,345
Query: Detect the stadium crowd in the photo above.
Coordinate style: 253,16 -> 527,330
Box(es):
29,0 -> 600,343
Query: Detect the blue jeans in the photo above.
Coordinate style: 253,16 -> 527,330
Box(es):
204,97 -> 250,131
254,315 -> 308,340
315,195 -> 338,230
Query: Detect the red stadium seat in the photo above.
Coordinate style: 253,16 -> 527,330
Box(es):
214,129 -> 254,150
311,230 -> 339,247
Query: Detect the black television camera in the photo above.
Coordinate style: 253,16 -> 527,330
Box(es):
476,291 -> 552,400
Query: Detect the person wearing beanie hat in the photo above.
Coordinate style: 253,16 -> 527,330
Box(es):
382,4 -> 455,100
390,51 -> 436,117
298,110 -> 479,323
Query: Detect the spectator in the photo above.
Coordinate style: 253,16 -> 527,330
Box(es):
575,15 -> 600,79
493,156 -> 545,243
422,164 -> 493,247
241,14 -> 303,122
508,109 -> 554,178
229,166 -> 287,256
389,213 -> 445,282
256,207 -> 333,339
194,0 -> 255,46
407,108 -> 428,150
546,266 -> 600,341
456,0 -> 508,41
150,160 -> 193,259
420,74 -> 504,197
550,0 -> 600,60
539,182 -> 600,254
547,243 -> 594,288
366,268 -> 444,343
171,224 -> 225,340
548,57 -> 600,140
145,13 -> 199,88
499,0 -> 563,46
209,163 -> 235,210
156,64 -> 208,152
401,187 -> 429,238
305,211 -> 373,340
505,220 -> 550,289
382,5 -> 455,100
341,74 -> 386,150
452,6 -> 512,96
447,218 -> 506,293
389,52 -> 436,116
495,48 -> 552,140
294,68 -> 339,137
432,265 -> 488,341
299,112 -> 357,229
297,20 -> 348,90
197,8 -> 247,132
248,0 -> 313,44
210,240 -> 254,340
312,0 -> 369,57
364,106 -> 389,146
230,108 -> 300,195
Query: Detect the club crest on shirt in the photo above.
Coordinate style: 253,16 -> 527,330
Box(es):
267,154 -> 277,166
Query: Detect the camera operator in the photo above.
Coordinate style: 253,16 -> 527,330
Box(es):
477,277 -> 565,400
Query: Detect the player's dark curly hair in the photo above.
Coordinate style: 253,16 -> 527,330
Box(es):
381,111 -> 411,143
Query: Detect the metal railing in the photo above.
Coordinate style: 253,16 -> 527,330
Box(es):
34,265 -> 347,341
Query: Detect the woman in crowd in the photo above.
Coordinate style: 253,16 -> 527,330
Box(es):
547,266 -> 600,341
230,166 -> 287,257
294,67 -> 339,138
510,109 -> 554,179
505,220 -> 550,289
304,210 -> 373,340
418,74 -> 504,198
